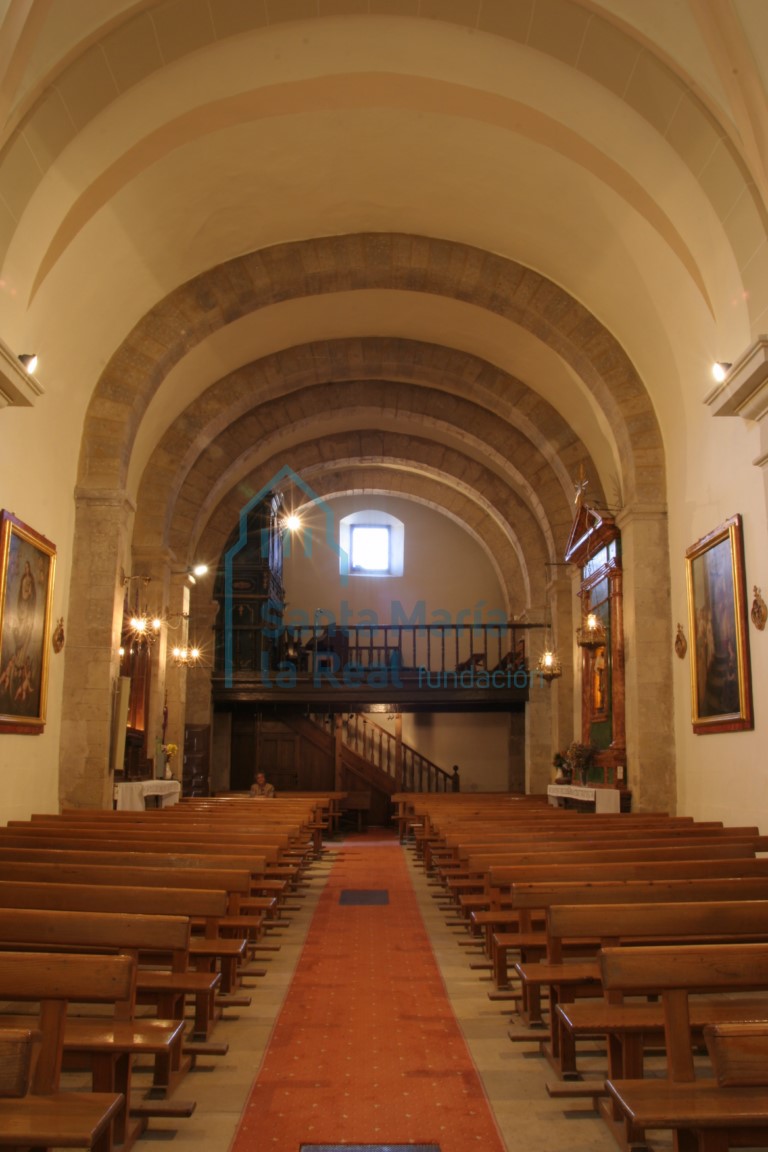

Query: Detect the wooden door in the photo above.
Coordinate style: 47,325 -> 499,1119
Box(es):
183,723 -> 211,796
258,721 -> 299,792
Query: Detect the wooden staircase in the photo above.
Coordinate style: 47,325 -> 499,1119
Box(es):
283,713 -> 454,825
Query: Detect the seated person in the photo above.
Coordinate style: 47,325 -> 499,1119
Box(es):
250,771 -> 276,798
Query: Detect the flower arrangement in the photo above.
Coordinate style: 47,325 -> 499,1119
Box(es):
160,741 -> 179,781
553,741 -> 597,784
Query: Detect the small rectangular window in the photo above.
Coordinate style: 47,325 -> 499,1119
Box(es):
350,525 -> 391,573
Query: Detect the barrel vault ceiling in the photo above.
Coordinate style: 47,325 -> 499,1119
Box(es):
1,0 -> 767,614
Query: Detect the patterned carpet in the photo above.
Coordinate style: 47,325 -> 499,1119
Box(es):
230,836 -> 507,1152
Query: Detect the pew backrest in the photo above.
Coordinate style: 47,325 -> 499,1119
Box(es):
0,950 -> 135,1092
600,942 -> 768,1081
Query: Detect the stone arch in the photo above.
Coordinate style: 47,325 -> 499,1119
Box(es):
130,342 -> 602,574
191,448 -> 551,618
79,234 -> 663,510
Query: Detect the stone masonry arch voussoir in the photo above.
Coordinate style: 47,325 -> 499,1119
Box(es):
191,444 -> 548,615
82,236 -> 663,510
133,347 -> 602,563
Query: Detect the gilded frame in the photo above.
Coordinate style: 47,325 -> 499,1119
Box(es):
685,514 -> 752,734
0,511 -> 56,733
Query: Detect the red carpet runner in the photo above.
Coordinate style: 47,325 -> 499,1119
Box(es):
231,838 -> 507,1152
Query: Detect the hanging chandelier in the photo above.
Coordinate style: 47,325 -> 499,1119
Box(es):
537,644 -> 562,682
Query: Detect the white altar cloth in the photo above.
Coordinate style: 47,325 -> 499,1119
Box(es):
114,779 -> 181,811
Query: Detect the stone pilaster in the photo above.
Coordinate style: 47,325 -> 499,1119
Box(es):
525,575 -> 574,794
616,503 -> 675,812
59,489 -> 135,809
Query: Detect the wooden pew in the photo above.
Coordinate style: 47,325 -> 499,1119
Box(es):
0,906 -> 200,1106
485,858 -> 768,991
601,943 -> 768,1151
441,839 -> 763,911
527,899 -> 768,1084
421,814 -> 695,870
0,827 -> 299,899
0,1026 -> 39,1098
431,820 -> 732,872
0,877 -> 241,1041
0,857 -> 252,999
0,951 -> 132,1152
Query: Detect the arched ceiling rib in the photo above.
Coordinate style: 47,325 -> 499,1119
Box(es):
83,235 -> 663,514
133,349 -> 602,556
171,428 -> 551,578
192,457 -> 546,616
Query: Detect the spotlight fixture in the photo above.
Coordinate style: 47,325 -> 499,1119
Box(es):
18,353 -> 38,374
711,361 -> 732,383
173,563 -> 209,585
576,611 -> 606,649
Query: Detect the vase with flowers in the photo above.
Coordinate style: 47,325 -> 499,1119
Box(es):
552,751 -> 572,783
162,742 -> 178,780
565,740 -> 596,786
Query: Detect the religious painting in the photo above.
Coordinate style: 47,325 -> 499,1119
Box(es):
685,514 -> 752,734
590,643 -> 609,721
0,511 -> 56,733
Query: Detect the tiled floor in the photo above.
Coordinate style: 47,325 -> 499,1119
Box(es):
132,838 -> 625,1152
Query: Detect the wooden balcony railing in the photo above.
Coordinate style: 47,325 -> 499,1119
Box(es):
214,622 -> 540,686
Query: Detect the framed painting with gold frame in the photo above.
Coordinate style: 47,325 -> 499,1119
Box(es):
685,514 -> 752,734
0,511 -> 56,733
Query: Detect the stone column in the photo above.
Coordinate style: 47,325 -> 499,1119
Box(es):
185,595 -> 217,726
525,574 -> 574,795
162,577 -> 191,779
59,489 -> 135,809
130,546 -> 174,775
616,503 -> 675,813
507,709 -> 525,792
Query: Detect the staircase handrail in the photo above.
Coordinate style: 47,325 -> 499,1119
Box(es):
338,713 -> 454,792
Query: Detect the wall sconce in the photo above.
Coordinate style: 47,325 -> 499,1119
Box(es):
165,610 -> 202,668
123,576 -> 162,647
674,623 -> 687,659
173,563 -> 208,585
711,361 -> 732,383
751,587 -> 767,631
576,611 -> 606,649
171,644 -> 202,668
18,353 -> 38,374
